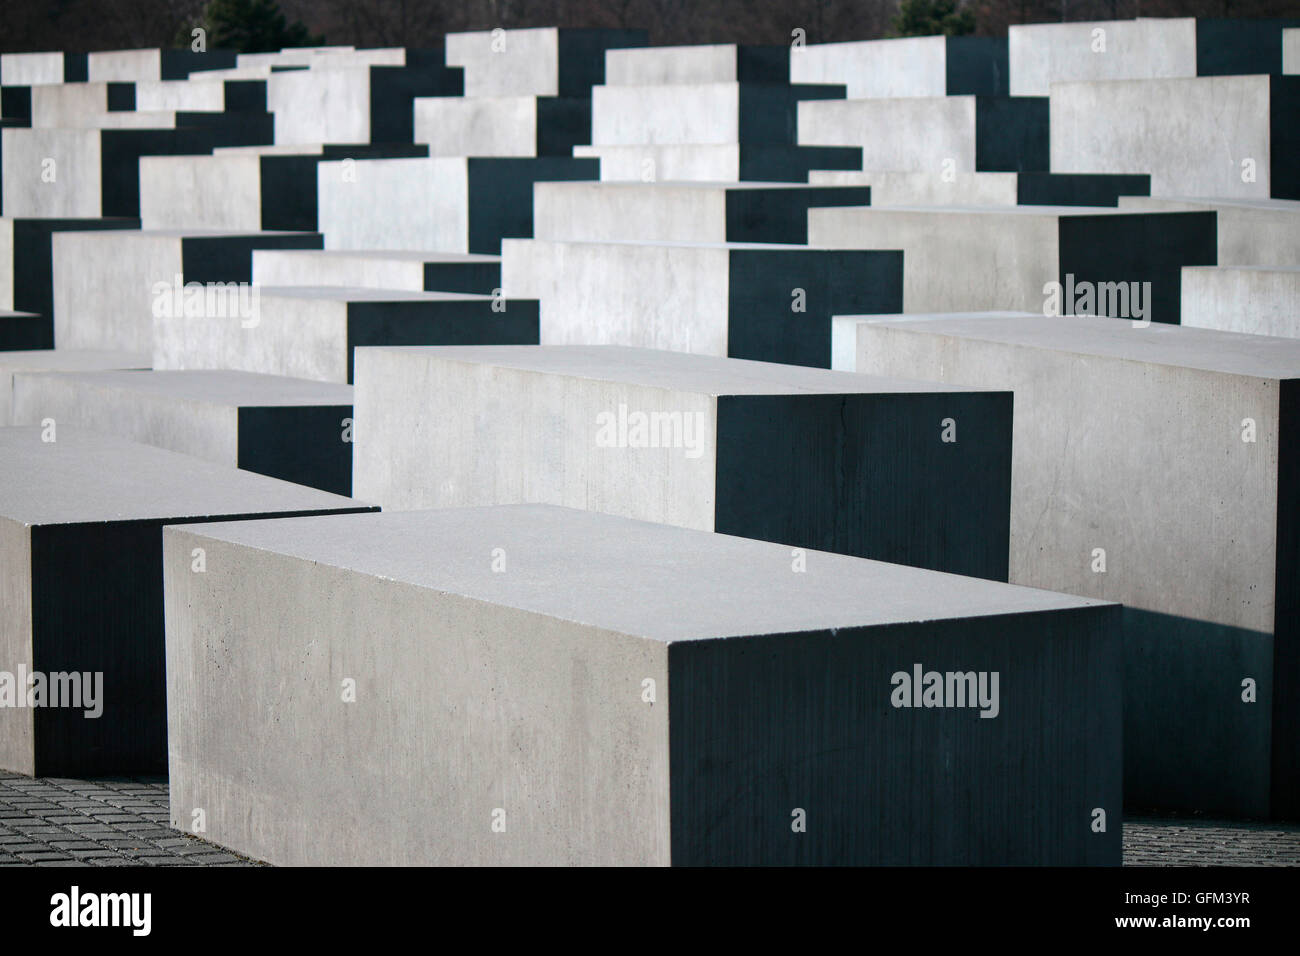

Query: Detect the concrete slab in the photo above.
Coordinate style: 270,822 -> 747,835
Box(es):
444,28 -> 646,98
532,180 -> 870,244
790,35 -> 1008,98
11,369 -> 355,495
0,52 -> 87,87
798,95 -> 1047,172
252,248 -> 500,294
0,348 -> 148,424
605,44 -> 789,85
502,238 -> 901,368
353,344 -> 1011,580
852,312 -> 1300,817
807,169 -> 1149,206
151,286 -> 538,383
0,426 -> 373,776
316,155 -> 598,253
28,82 -> 137,127
86,49 -> 238,82
164,503 -> 1120,866
573,142 -> 861,182
413,95 -> 590,157
1181,266 -> 1300,338
1287,29 -> 1299,73
808,205 -> 1216,324
1118,196 -> 1300,266
1050,74 -> 1299,199
51,228 -> 323,352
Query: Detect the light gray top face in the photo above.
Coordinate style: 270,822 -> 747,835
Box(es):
258,249 -> 500,264
257,286 -> 490,303
546,180 -> 867,193
0,310 -> 39,319
174,505 -> 1108,642
366,345 -> 992,396
0,427 -> 368,527
867,314 -> 1300,381
15,369 -> 354,407
0,349 -> 149,374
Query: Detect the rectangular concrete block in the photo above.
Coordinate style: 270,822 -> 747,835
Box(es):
809,205 -> 1216,324
28,82 -> 136,128
0,426 -> 373,776
592,82 -> 844,147
86,48 -> 238,82
51,228 -> 323,351
151,286 -> 538,383
164,503 -> 1120,866
1181,266 -> 1300,338
1,217 -> 141,327
798,95 -> 1047,172
11,369 -> 355,495
807,169 -> 1149,207
0,348 -> 148,424
533,181 -> 869,244
1050,74 -> 1299,199
605,44 -> 789,85
573,142 -> 861,182
444,28 -> 646,98
354,344 -> 1011,580
853,312 -> 1300,817
1119,196 -> 1300,266
790,35 -> 1008,98
413,94 -> 590,157
0,52 -> 87,87
252,248 -> 500,295
502,238 -> 901,368
316,155 -> 598,253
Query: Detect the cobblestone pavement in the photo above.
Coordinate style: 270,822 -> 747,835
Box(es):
0,772 -> 262,866
2,772 -> 1298,866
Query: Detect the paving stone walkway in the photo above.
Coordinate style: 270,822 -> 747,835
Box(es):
2,772 -> 1298,866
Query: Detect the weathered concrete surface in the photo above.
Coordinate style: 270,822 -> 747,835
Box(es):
809,205 -> 1214,324
253,248 -> 500,294
353,344 -> 1012,579
27,82 -> 136,128
853,312 -> 1300,818
0,53 -> 87,87
1010,18 -> 1197,96
1181,266 -> 1300,338
86,49 -> 238,82
807,169 -> 1149,206
164,503 -> 1120,866
151,286 -> 538,383
532,180 -> 869,244
572,142 -> 861,182
592,82 -> 843,146
444,28 -> 645,98
0,426 -> 374,777
10,369 -> 355,494
316,155 -> 598,253
0,348 -> 148,424
1119,196 -> 1300,266
790,36 -> 1008,98
50,228 -> 323,351
1050,74 -> 1298,199
502,238 -> 901,368
798,94 -> 1047,172
605,44 -> 789,85
413,94 -> 590,157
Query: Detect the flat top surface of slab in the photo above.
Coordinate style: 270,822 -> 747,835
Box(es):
864,313 -> 1300,380
372,345 -> 988,396
542,180 -> 869,192
57,228 -> 315,242
826,204 -> 1154,218
1119,197 -> 1300,213
0,349 -> 149,373
258,286 -> 491,303
257,249 -> 501,264
0,427 -> 367,527
176,505 -> 1108,641
15,369 -> 354,406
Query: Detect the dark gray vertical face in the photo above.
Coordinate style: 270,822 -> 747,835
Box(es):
180,232 -> 323,286
1015,172 -> 1150,207
737,83 -> 845,146
724,186 -> 871,244
465,157 -> 599,254
1270,77 -> 1300,201
368,58 -> 464,145
726,249 -> 903,369
1273,379 -> 1300,817
1196,18 -> 1300,77
945,36 -> 1009,96
973,96 -> 1048,172
667,607 -> 1123,866
29,521 -> 168,776
713,391 -> 1012,581
533,98 -> 592,157
1122,608 -> 1273,818
10,219 -> 140,324
99,129 -> 215,218
421,260 -> 501,295
237,405 -> 355,497
1055,211 -> 1218,326
554,30 -> 649,97
258,156 -> 322,232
